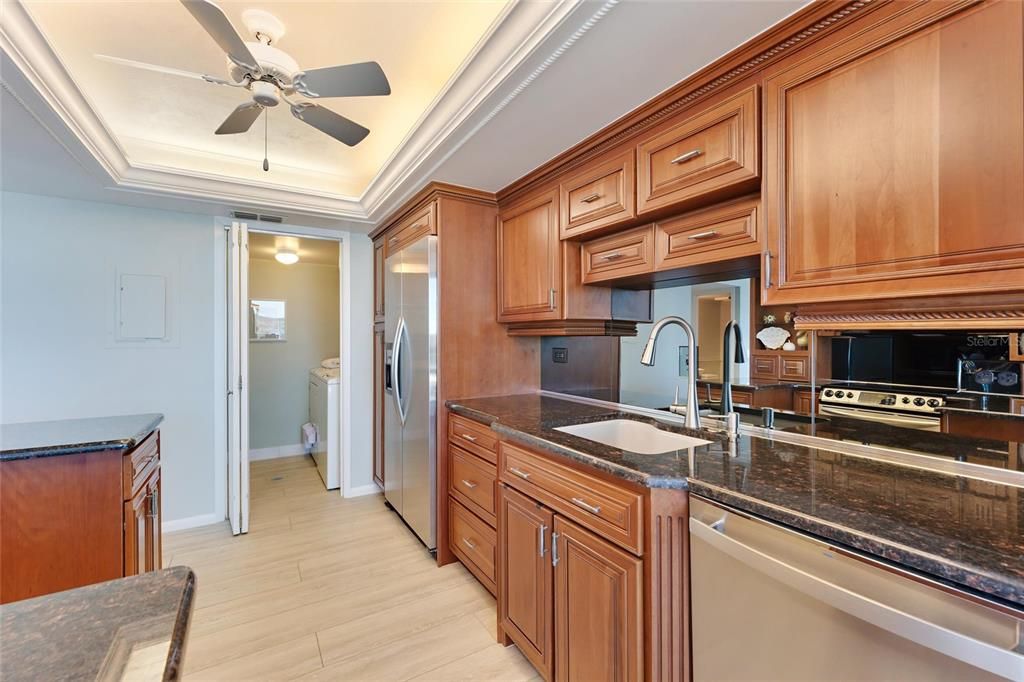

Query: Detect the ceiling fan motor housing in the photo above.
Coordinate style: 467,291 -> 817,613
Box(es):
228,42 -> 300,90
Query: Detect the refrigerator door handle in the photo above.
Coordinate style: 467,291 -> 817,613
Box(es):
391,316 -> 409,425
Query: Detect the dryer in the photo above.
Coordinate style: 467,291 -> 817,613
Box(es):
308,366 -> 340,489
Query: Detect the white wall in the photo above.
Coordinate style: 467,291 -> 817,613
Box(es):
248,256 -> 339,451
0,191 -> 220,525
342,232 -> 375,495
620,278 -> 752,409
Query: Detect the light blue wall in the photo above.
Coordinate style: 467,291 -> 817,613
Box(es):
1,191 -> 219,523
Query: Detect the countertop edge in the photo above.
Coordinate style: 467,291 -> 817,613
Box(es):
164,567 -> 197,681
0,413 -> 164,461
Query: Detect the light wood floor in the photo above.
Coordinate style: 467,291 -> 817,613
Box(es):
164,455 -> 536,681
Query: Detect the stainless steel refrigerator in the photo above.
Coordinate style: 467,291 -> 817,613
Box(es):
383,235 -> 437,550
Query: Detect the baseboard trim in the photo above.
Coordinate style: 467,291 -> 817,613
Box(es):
163,513 -> 224,533
249,444 -> 309,461
345,483 -> 382,498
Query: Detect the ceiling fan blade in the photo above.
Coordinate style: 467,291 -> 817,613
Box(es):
179,0 -> 261,75
290,103 -> 369,146
94,54 -> 234,85
216,102 -> 264,135
293,61 -> 391,98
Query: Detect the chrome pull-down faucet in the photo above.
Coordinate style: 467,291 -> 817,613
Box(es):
640,316 -> 700,430
720,320 -> 746,415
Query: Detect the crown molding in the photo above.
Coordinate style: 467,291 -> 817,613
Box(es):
0,0 -> 614,227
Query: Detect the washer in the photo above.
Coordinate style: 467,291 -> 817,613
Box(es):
308,366 -> 340,489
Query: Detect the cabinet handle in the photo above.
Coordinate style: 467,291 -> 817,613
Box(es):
571,497 -> 601,515
687,230 -> 719,241
551,532 -> 560,567
411,221 -> 425,230
147,490 -> 159,519
462,537 -> 476,550
548,288 -> 557,310
764,250 -> 773,288
670,149 -> 702,164
460,433 -> 477,442
600,252 -> 625,261
580,192 -> 602,203
389,236 -> 398,244
508,467 -> 531,480
539,523 -> 547,557
460,479 -> 478,490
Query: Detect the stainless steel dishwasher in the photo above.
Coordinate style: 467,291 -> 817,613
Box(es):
689,496 -> 1024,681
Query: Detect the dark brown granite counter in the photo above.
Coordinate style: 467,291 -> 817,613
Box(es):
0,566 -> 196,681
0,414 -> 163,461
448,393 -> 1024,611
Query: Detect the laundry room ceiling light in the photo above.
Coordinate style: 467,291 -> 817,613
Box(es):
275,248 -> 299,265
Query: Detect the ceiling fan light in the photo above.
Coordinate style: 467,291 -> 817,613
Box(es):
275,249 -> 299,265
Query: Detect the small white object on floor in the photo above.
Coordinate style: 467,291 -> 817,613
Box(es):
321,357 -> 340,369
301,422 -> 318,450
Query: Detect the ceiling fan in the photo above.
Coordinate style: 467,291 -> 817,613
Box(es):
96,0 -> 390,156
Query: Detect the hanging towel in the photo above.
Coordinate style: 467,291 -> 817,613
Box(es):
302,422 -> 318,451
321,357 -> 340,369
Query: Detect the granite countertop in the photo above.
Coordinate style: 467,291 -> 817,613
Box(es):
0,566 -> 196,681
448,393 -> 1024,611
0,414 -> 164,461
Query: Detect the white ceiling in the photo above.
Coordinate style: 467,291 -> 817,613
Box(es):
1,0 -> 810,231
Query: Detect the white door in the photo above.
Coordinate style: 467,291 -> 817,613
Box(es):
227,221 -> 251,535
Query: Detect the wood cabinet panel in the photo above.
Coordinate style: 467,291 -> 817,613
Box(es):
763,0 -> 1024,304
654,196 -> 761,271
500,442 -> 643,555
384,202 -> 435,257
123,429 -> 159,498
580,225 -> 655,284
498,189 -> 561,321
449,445 -> 497,526
637,85 -> 759,214
448,414 -> 499,464
751,353 -> 779,381
373,240 -> 385,323
779,355 -> 810,382
499,485 -> 554,679
450,498 -> 497,595
554,516 -> 642,682
559,149 -> 635,239
793,388 -> 815,415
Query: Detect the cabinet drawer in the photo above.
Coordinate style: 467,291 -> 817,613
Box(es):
499,441 -> 643,555
581,225 -> 655,284
654,196 -> 760,270
385,202 -> 435,257
450,498 -> 496,594
637,85 -> 759,214
559,149 -> 635,239
448,414 -> 498,463
751,354 -> 779,380
122,430 -> 159,499
779,355 -> 810,382
449,446 -> 497,526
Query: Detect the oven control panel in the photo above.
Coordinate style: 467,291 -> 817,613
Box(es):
819,388 -> 945,414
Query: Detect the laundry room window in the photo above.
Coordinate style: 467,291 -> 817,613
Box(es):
250,299 -> 286,341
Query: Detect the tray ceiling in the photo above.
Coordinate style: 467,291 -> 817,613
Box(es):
22,0 -> 509,199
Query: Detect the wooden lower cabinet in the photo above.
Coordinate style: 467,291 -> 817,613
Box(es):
499,482 -> 644,682
554,516 -> 642,682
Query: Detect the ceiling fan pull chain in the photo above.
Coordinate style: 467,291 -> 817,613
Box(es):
263,110 -> 270,172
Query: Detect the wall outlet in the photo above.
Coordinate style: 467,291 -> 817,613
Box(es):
552,347 -> 569,364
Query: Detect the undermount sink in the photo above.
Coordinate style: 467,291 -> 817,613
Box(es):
555,419 -> 712,454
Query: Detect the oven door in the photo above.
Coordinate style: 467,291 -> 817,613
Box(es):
818,404 -> 941,431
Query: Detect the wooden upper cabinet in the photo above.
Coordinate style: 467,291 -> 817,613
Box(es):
636,84 -> 759,215
763,0 -> 1024,305
385,202 -> 436,257
655,195 -> 760,271
373,239 -> 385,323
554,516 -> 642,682
581,225 -> 655,284
559,149 -> 635,240
498,188 -> 561,322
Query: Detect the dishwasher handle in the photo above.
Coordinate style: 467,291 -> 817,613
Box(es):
689,514 -> 1024,680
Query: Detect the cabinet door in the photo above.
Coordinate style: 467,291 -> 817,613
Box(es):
499,485 -> 554,679
124,485 -> 148,577
497,189 -> 561,322
373,326 -> 385,488
763,1 -> 1024,304
553,516 -> 642,682
373,240 -> 385,323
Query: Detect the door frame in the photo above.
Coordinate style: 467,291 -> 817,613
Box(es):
214,218 -> 372,533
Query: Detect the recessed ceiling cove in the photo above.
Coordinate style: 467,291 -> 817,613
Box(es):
22,0 -> 509,199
